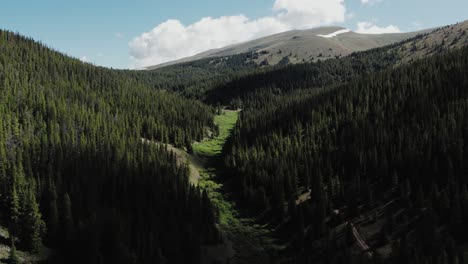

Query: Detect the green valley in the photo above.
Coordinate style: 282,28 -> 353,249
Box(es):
1,8 -> 468,264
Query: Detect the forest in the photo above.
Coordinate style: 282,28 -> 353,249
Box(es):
0,30 -> 219,264
223,37 -> 468,263
0,20 -> 467,264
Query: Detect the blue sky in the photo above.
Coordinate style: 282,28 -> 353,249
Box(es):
1,0 -> 466,69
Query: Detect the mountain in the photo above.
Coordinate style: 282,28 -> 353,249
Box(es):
203,20 -> 468,105
220,20 -> 468,263
146,26 -> 427,70
1,18 -> 468,264
396,20 -> 468,63
224,44 -> 468,264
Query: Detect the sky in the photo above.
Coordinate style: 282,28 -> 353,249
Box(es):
1,0 -> 466,69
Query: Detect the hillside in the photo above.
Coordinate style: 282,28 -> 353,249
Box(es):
2,17 -> 468,264
222,38 -> 468,264
140,21 -> 467,103
147,27 -> 426,70
396,20 -> 468,63
202,20 -> 468,106
0,30 -> 219,264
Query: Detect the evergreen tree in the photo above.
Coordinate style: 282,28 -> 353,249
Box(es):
8,246 -> 20,264
46,182 -> 59,245
9,186 -> 20,239
61,193 -> 74,243
20,187 -> 44,252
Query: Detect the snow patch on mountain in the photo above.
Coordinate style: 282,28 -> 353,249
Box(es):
317,29 -> 351,38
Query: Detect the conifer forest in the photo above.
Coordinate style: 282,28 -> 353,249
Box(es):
1,13 -> 468,264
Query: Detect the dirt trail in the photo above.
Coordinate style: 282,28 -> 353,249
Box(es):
141,138 -> 202,185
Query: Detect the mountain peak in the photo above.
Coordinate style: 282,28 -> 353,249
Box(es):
146,26 -> 424,70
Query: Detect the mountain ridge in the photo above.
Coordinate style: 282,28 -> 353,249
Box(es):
146,26 -> 429,70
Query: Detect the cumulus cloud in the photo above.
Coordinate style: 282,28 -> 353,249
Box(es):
273,0 -> 346,28
129,0 -> 346,68
115,32 -> 124,38
356,21 -> 401,34
80,56 -> 89,62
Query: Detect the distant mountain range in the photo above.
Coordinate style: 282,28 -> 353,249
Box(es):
146,26 -> 429,70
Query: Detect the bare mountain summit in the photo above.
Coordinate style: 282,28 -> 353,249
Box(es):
146,26 -> 427,70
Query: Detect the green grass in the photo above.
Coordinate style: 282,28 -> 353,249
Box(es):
192,110 -> 284,262
193,110 -> 240,225
192,110 -> 238,157
198,169 -> 238,225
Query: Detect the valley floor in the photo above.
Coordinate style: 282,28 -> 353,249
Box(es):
192,110 -> 284,264
143,110 -> 287,263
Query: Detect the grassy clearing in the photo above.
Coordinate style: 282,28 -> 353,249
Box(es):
193,110 -> 240,225
193,110 -> 283,263
198,169 -> 238,225
193,110 -> 238,157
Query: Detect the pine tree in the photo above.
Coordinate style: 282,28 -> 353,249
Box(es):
46,181 -> 59,245
8,246 -> 20,264
20,187 -> 44,252
61,193 -> 75,242
9,185 -> 20,239
185,137 -> 193,154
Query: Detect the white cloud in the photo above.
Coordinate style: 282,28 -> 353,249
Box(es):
97,52 -> 104,57
80,56 -> 89,62
360,0 -> 383,5
346,12 -> 355,20
356,21 -> 401,34
273,0 -> 346,28
115,32 -> 124,38
129,0 -> 346,68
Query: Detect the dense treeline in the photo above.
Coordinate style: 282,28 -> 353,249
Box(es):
205,24 -> 468,107
121,24 -> 466,106
123,38 -> 399,103
0,30 -> 219,263
120,23 -> 467,106
1,20 -> 467,264
205,45 -> 400,107
224,45 -> 468,263
121,52 -> 261,99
